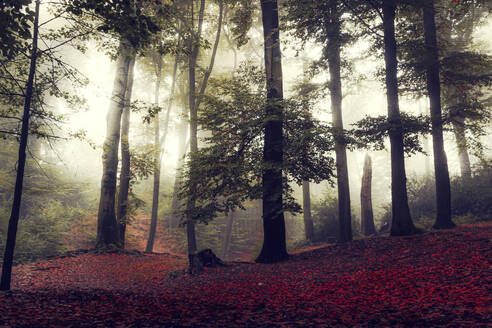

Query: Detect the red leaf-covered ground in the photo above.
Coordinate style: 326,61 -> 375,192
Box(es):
1,223 -> 491,327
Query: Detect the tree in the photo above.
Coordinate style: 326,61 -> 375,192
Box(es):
360,154 -> 376,236
182,0 -> 225,268
326,0 -> 352,242
145,49 -> 163,253
96,38 -> 136,249
116,55 -> 135,247
302,181 -> 314,241
1,0 -> 40,291
382,0 -> 416,236
422,0 -> 454,229
221,210 -> 235,259
72,0 -> 162,249
285,0 -> 352,242
255,0 -> 288,263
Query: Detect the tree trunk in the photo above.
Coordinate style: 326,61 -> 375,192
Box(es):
96,38 -> 133,249
360,154 -> 376,236
418,99 -> 432,176
116,55 -> 135,248
221,210 -> 235,260
0,0 -> 40,291
146,58 -> 163,253
169,83 -> 189,228
327,0 -> 352,243
382,0 -> 416,236
423,1 -> 455,229
302,181 -> 314,241
452,116 -> 472,181
186,0 -> 206,263
195,0 -> 223,110
255,0 -> 288,263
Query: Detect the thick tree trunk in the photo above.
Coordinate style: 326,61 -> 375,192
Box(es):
360,154 -> 376,236
255,0 -> 288,263
96,38 -> 133,249
146,59 -> 163,253
116,55 -> 135,248
382,0 -> 416,236
221,210 -> 235,260
423,1 -> 455,230
0,0 -> 40,291
302,181 -> 314,241
327,0 -> 352,243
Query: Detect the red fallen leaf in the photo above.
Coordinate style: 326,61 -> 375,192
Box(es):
0,223 -> 490,327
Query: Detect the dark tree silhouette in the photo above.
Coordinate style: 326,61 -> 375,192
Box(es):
256,0 -> 288,263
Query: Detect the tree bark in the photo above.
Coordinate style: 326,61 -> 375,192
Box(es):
116,55 -> 135,248
360,154 -> 376,236
96,38 -> 134,249
302,181 -> 314,241
423,1 -> 455,229
146,56 -> 163,253
255,0 -> 288,263
0,0 -> 40,291
382,0 -> 416,236
326,0 -> 352,243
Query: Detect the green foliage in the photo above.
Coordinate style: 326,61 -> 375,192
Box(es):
351,113 -> 431,155
0,141 -> 95,264
0,0 -> 90,143
311,192 -> 339,242
451,162 -> 492,220
177,64 -> 336,224
381,161 -> 492,227
225,0 -> 255,47
65,0 -> 166,50
130,100 -> 162,124
0,0 -> 34,60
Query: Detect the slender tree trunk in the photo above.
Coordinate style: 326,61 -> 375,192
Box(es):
418,99 -> 432,176
96,38 -> 133,249
382,0 -> 416,236
0,0 -> 40,291
146,58 -> 163,253
116,55 -> 135,248
423,1 -> 455,229
256,0 -> 288,263
186,0 -> 223,268
452,116 -> 472,181
186,0 -> 206,265
221,210 -> 235,260
327,0 -> 352,243
360,154 -> 376,236
195,0 -> 223,110
170,81 -> 189,228
448,1 -> 475,181
302,181 -> 314,241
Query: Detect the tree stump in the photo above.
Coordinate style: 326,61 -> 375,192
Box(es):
188,249 -> 227,274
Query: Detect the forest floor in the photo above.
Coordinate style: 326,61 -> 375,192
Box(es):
1,223 -> 491,327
